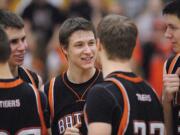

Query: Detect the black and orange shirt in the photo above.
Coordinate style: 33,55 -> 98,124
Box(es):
165,53 -> 180,135
18,66 -> 41,89
85,71 -> 164,135
0,77 -> 48,135
44,69 -> 103,135
165,53 -> 180,74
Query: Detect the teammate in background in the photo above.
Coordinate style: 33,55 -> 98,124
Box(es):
0,27 -> 11,77
85,14 -> 164,135
0,9 -> 42,89
0,27 -> 48,134
43,17 -> 103,135
162,1 -> 180,134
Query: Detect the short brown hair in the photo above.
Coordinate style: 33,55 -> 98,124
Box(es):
0,26 -> 10,63
59,17 -> 96,49
97,14 -> 137,60
0,9 -> 24,29
163,0 -> 180,19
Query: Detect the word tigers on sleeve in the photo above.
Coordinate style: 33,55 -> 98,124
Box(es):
0,99 -> 20,108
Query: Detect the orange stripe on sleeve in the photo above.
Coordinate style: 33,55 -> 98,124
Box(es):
84,104 -> 89,126
48,78 -> 55,120
106,78 -> 130,135
168,53 -> 180,74
0,78 -> 23,88
115,73 -> 143,83
21,67 -> 37,88
31,85 -> 48,135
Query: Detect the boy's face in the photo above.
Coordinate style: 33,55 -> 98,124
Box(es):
63,30 -> 97,70
164,14 -> 180,53
5,27 -> 28,67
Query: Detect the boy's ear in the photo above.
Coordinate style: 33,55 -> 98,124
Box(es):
97,38 -> 102,51
61,44 -> 67,55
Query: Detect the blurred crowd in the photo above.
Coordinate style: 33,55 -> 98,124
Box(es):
0,0 -> 173,97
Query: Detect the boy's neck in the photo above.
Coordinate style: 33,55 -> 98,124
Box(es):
67,67 -> 96,84
0,63 -> 14,79
101,59 -> 132,78
9,65 -> 18,77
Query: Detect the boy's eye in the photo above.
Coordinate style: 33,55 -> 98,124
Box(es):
170,26 -> 176,30
75,43 -> 83,47
10,39 -> 18,44
168,24 -> 180,31
21,37 -> 26,42
89,41 -> 95,46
